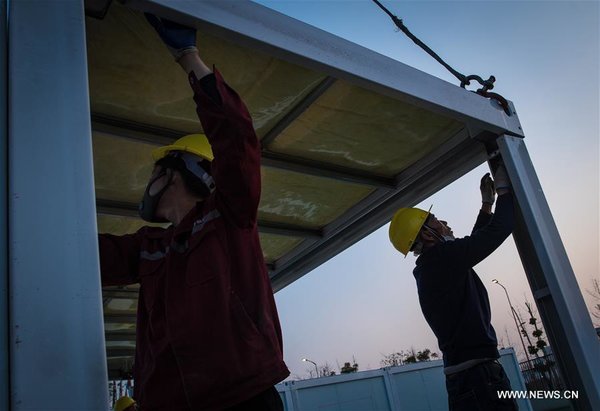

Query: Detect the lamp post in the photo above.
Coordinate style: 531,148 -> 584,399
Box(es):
301,358 -> 319,378
492,279 -> 532,364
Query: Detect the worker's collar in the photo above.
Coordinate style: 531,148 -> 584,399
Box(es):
171,199 -> 206,240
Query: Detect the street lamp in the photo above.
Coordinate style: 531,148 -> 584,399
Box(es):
492,279 -> 532,364
301,358 -> 319,378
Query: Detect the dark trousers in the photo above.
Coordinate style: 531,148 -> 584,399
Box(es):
225,387 -> 283,411
446,360 -> 519,411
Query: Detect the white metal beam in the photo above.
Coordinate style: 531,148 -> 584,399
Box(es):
90,115 -> 397,189
271,137 -> 487,290
125,0 -> 524,138
0,0 -> 8,409
498,135 -> 600,411
9,1 -> 108,409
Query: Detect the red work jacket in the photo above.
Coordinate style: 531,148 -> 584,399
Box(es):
99,70 -> 289,410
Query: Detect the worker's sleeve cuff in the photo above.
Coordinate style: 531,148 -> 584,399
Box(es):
188,69 -> 222,105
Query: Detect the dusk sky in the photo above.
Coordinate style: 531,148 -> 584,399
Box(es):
251,0 -> 599,379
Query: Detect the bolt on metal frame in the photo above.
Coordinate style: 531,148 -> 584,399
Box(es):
499,135 -> 600,409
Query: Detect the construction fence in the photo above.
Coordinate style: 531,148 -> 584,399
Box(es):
276,349 -> 532,411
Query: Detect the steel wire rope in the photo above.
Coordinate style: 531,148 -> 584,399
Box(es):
372,0 -> 511,115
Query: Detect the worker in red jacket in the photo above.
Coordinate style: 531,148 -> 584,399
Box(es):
99,15 -> 289,410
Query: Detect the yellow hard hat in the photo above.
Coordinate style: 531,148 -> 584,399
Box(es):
114,396 -> 136,411
389,206 -> 431,256
152,134 -> 214,162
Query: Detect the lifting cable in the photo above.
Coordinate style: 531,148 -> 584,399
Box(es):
372,0 -> 511,115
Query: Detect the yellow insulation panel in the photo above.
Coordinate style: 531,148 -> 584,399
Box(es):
86,2 -> 326,138
97,214 -> 152,236
259,167 -> 374,229
104,299 -> 138,315
93,132 -> 156,205
94,130 -> 374,232
259,234 -> 304,263
266,80 -> 464,177
105,323 -> 136,332
87,1 -> 467,288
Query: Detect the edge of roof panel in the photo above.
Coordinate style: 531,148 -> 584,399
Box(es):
125,0 -> 524,138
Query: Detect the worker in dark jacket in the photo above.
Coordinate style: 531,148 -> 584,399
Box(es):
99,16 -> 289,410
389,165 -> 518,411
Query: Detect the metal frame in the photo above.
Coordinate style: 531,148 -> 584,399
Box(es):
498,135 -> 600,410
270,130 -> 488,288
89,0 -> 501,385
105,330 -> 136,342
8,1 -> 108,409
102,0 -> 520,290
116,3 -> 593,406
0,1 -> 8,409
259,76 -> 336,148
93,119 -> 486,286
91,114 -> 396,189
260,151 -> 396,189
107,348 -> 136,358
125,0 -> 524,139
96,198 -> 323,240
5,0 -> 593,408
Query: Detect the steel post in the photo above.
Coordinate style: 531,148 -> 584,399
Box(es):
498,135 -> 600,410
0,0 -> 8,409
8,0 -> 108,409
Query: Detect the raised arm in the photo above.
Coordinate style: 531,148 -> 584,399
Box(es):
470,173 -> 495,233
147,15 -> 261,228
454,165 -> 514,268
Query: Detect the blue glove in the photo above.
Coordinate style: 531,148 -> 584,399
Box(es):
145,13 -> 197,61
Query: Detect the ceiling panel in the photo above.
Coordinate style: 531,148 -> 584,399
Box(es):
259,233 -> 304,263
93,132 -> 155,204
266,80 -> 465,177
104,298 -> 137,315
259,167 -> 374,229
86,2 -> 327,138
105,323 -> 137,332
97,215 -> 150,236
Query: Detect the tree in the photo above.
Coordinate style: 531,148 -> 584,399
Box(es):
340,358 -> 359,374
380,348 -> 439,367
403,348 -> 417,364
587,278 -> 600,326
524,302 -> 548,356
380,352 -> 403,367
513,307 -> 537,360
416,349 -> 433,362
318,362 -> 336,377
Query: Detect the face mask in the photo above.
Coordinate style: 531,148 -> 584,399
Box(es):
424,225 -> 455,243
139,170 -> 172,223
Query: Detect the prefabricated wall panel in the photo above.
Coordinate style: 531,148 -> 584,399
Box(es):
86,1 -> 520,379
